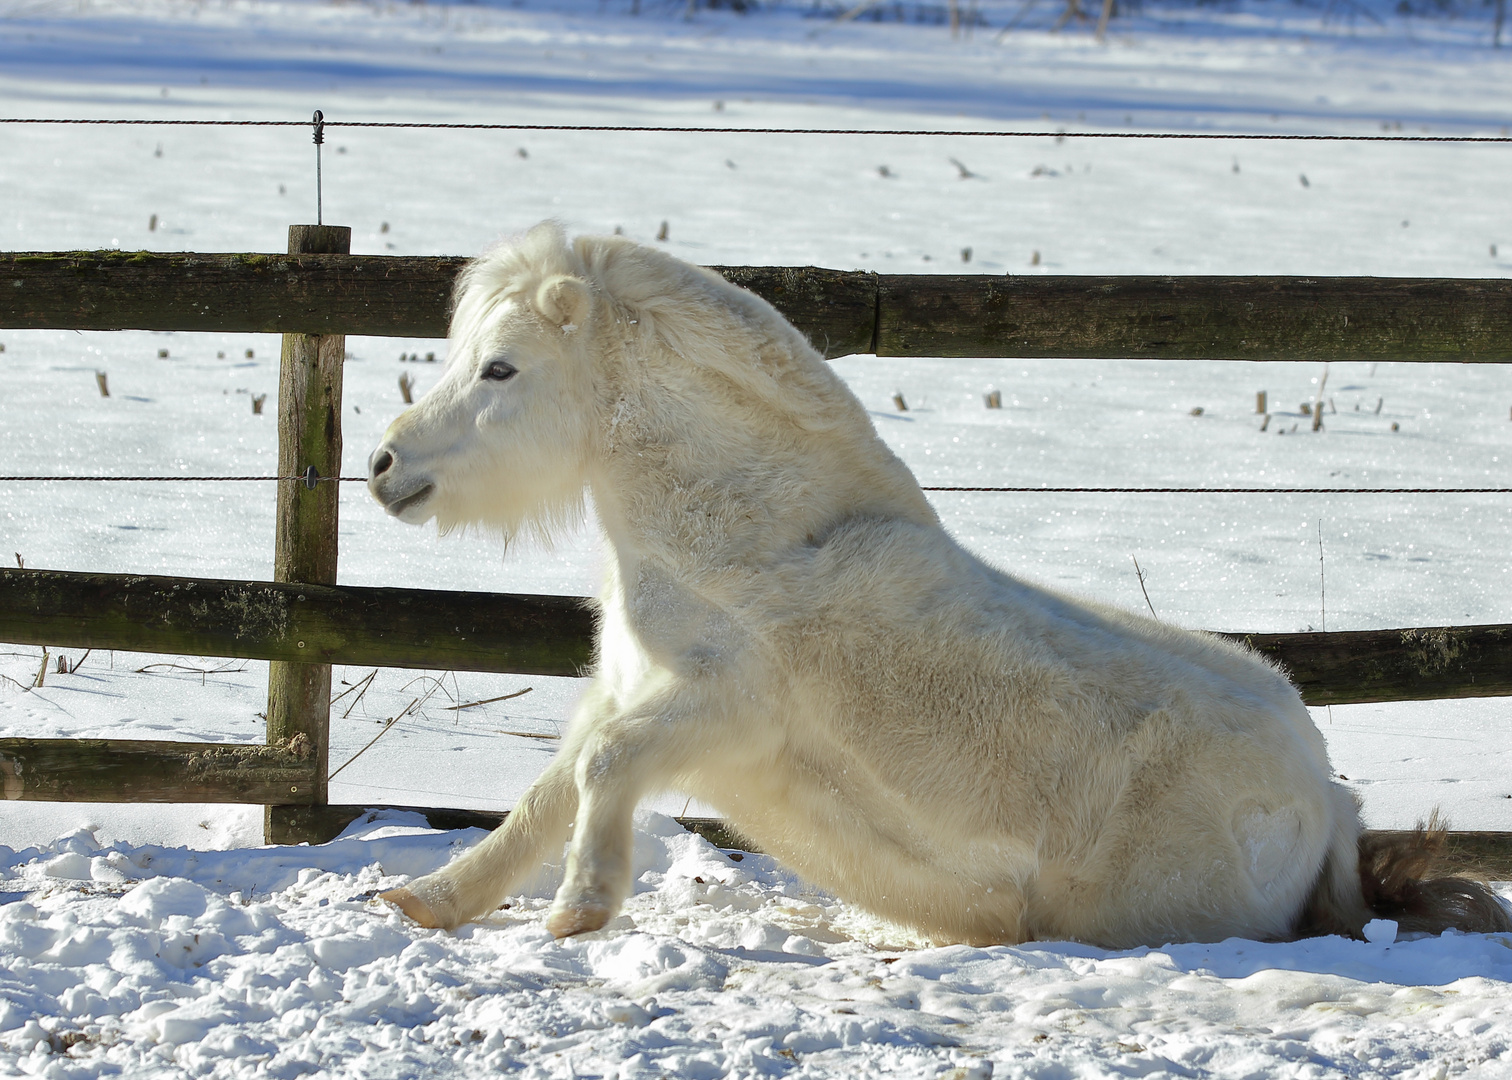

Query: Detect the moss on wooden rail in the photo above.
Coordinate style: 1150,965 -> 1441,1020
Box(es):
1,568 -> 1509,705
1223,624 -> 1512,706
0,736 -> 318,804
5,251 -> 1512,360
0,250 -> 468,339
0,568 -> 594,677
874,275 -> 1512,362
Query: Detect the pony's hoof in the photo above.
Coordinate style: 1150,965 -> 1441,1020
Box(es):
380,887 -> 445,929
546,902 -> 612,939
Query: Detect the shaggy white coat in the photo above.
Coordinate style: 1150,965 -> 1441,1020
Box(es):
367,223 -> 1362,948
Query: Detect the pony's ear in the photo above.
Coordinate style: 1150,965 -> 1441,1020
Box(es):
535,275 -> 593,329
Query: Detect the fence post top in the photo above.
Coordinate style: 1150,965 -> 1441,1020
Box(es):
288,225 -> 351,256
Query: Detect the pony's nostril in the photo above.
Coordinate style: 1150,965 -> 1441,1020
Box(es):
371,450 -> 394,477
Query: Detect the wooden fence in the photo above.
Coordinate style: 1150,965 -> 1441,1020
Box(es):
9,250 -> 1512,360
2,233 -> 1510,867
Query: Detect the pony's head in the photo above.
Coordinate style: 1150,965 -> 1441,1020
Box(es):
367,222 -> 599,541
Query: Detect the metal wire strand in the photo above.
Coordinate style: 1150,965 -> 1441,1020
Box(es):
0,476 -> 1505,494
0,118 -> 1507,142
921,486 -> 1512,493
0,475 -> 347,482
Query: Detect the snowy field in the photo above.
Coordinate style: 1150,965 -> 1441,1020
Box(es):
3,0 -> 1512,1075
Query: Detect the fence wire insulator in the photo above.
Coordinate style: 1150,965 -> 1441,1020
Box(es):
303,465 -> 320,490
312,109 -> 325,226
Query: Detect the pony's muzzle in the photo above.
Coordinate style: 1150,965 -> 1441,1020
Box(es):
368,444 -> 436,523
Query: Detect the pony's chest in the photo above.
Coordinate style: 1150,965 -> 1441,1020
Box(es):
599,562 -> 750,687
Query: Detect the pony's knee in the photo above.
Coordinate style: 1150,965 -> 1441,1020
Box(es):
572,717 -> 669,796
574,731 -> 629,792
512,768 -> 578,828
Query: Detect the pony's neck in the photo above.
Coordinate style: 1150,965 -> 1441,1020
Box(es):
584,349 -> 936,588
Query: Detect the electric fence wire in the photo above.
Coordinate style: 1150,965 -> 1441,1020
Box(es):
0,477 -> 1506,494
0,118 -> 1508,142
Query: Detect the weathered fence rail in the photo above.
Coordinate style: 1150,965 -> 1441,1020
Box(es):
7,251 -> 1512,361
3,240 -> 1510,857
0,568 -> 595,677
0,736 -> 318,805
1,568 -> 1507,707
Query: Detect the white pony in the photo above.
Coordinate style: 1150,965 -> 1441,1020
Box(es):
368,222 -> 1507,948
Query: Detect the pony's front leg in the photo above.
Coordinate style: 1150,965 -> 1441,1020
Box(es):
380,683 -> 611,930
546,678 -> 731,938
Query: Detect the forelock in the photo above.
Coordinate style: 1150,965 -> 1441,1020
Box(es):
449,221 -> 583,350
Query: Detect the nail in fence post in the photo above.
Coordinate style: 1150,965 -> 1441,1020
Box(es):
265,223 -> 350,845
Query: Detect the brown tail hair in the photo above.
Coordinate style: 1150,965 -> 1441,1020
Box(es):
1297,814 -> 1512,939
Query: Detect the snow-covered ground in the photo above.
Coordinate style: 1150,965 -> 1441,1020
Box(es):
2,0 -> 1512,1075
6,809 -> 1512,1080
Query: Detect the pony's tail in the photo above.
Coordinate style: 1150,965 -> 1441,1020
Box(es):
1356,815 -> 1512,935
1297,803 -> 1512,938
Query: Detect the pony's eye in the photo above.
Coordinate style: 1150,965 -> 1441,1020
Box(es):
482,359 -> 518,382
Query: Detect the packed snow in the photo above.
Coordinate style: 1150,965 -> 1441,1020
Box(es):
2,0 -> 1512,1075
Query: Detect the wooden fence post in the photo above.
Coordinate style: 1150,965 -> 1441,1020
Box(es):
265,224 -> 350,844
